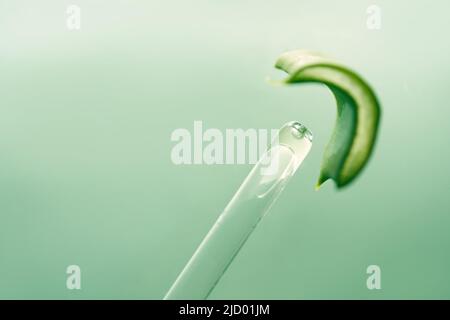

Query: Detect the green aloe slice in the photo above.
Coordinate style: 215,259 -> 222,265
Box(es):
275,50 -> 381,188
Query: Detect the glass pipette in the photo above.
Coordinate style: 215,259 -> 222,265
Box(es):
164,121 -> 313,299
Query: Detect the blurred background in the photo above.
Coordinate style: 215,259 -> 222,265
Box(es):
0,0 -> 449,299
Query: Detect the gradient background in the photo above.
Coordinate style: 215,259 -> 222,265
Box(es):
0,0 -> 449,299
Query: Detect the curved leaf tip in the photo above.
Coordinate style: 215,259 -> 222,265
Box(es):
275,50 -> 381,189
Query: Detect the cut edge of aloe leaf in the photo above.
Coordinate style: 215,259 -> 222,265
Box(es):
274,50 -> 381,189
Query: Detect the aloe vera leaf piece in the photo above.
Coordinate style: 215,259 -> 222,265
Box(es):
275,50 -> 381,188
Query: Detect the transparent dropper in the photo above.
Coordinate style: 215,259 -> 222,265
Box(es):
164,121 -> 313,300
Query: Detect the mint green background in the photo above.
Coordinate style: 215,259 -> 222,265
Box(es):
1,0 -> 449,299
